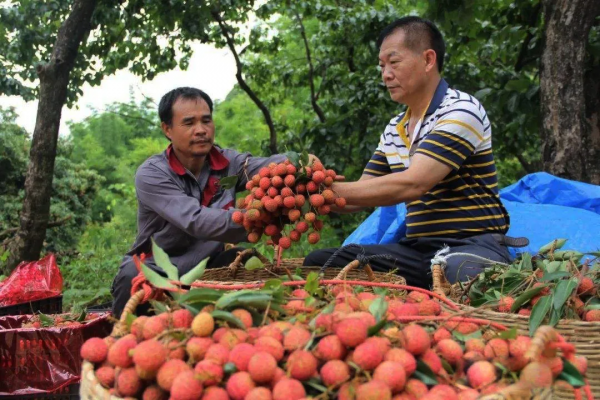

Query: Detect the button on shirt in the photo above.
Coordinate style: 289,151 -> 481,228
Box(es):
122,144 -> 286,274
364,78 -> 510,238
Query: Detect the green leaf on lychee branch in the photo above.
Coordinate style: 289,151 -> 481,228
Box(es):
76,310 -> 87,322
300,150 -> 310,167
215,289 -> 279,310
304,271 -> 320,295
305,378 -> 328,393
539,271 -> 570,282
180,258 -> 209,285
177,288 -> 222,306
284,151 -> 300,168
510,284 -> 548,312
211,310 -> 246,330
308,301 -> 335,330
219,175 -> 238,190
368,296 -> 388,323
149,300 -> 169,314
494,327 -> 518,340
414,360 -> 438,385
529,295 -> 552,336
558,360 -> 586,388
367,318 -> 387,337
152,238 -> 179,281
552,279 -> 577,313
538,238 -> 567,254
141,263 -> 177,290
451,329 -> 482,342
244,256 -> 264,271
441,359 -> 454,375
38,313 -> 54,327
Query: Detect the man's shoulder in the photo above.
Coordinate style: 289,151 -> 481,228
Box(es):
439,87 -> 487,116
383,111 -> 407,132
136,152 -> 169,177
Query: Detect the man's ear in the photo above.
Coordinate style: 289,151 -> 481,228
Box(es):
424,49 -> 437,73
161,122 -> 172,141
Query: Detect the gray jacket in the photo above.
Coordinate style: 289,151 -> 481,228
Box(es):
121,145 -> 286,274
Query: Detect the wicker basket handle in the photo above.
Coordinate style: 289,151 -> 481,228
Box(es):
431,264 -> 451,298
111,289 -> 145,337
478,382 -> 552,399
524,325 -> 558,361
334,259 -> 377,281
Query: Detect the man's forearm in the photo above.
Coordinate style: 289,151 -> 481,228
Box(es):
331,172 -> 425,207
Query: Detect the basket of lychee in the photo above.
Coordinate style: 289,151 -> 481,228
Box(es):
231,158 -> 346,249
431,239 -> 600,398
78,279 -> 589,400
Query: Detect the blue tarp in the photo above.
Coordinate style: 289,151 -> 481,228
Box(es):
343,172 -> 600,255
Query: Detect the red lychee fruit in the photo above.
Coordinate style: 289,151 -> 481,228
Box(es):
231,308 -> 253,328
418,300 -> 441,316
186,337 -> 212,362
296,221 -> 309,233
259,177 -> 271,190
274,163 -> 287,176
254,336 -> 284,361
191,312 -> 215,337
81,337 -> 108,364
322,189 -> 335,204
518,308 -> 532,316
385,348 -> 417,376
143,316 -> 167,339
195,359 -> 224,386
405,379 -> 429,397
248,351 -> 277,383
519,361 -> 553,388
172,308 -> 194,329
286,164 -> 297,175
420,349 -> 442,374
258,324 -> 283,341
374,361 -> 407,393
306,181 -> 318,193
284,174 -> 296,187
232,211 -> 244,224
497,297 -> 515,313
304,212 -> 316,222
509,336 -> 531,358
279,237 -> 292,249
356,380 -> 392,400
541,356 -> 563,378
295,194 -> 306,207
130,315 -> 149,340
407,291 -> 430,303
265,224 -> 280,237
107,335 -> 137,368
142,384 -> 167,400
226,371 -> 255,400
170,370 -> 203,400
133,339 -> 168,379
436,339 -> 464,365
308,232 -> 321,244
320,359 -> 350,386
315,334 -> 346,361
335,197 -> 346,208
156,359 -> 191,391
309,194 -> 325,207
289,230 -> 301,242
389,302 -> 419,319
317,205 -> 331,215
429,384 -> 458,399
228,343 -> 257,371
284,326 -> 311,351
467,361 -> 497,389
245,387 -> 272,400
220,329 -> 249,350
116,368 -> 142,397
313,171 -> 326,184
585,309 -> 600,321
283,196 -> 296,208
566,354 -> 588,375
354,341 -> 384,370
205,343 -> 230,365
202,386 -> 229,400
458,388 -> 480,400
464,338 -> 485,354
271,176 -> 284,188
338,382 -> 360,400
287,349 -> 318,381
578,277 -> 595,295
247,232 -> 260,243
273,378 -> 306,400
335,318 -> 368,348
401,324 -> 431,356
483,338 -> 509,359
433,328 -> 452,343
95,366 -> 115,388
259,167 -> 270,178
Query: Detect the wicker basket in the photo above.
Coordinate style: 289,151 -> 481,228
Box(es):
197,249 -> 407,288
432,264 -> 600,400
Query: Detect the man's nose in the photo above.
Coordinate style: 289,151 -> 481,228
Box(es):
194,122 -> 207,135
382,65 -> 394,81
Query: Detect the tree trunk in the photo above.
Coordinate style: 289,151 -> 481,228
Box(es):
540,0 -> 600,184
5,0 -> 97,273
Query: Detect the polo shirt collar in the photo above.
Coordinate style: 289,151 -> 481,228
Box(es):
425,78 -> 449,117
166,144 -> 229,176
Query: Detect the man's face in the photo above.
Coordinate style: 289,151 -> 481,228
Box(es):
162,97 -> 215,158
378,30 -> 430,104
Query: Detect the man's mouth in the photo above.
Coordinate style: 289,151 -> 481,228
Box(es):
191,139 -> 211,145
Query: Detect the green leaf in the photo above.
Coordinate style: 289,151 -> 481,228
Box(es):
584,304 -> 600,310
263,279 -> 283,291
177,287 -> 222,305
224,362 -> 237,374
552,279 -> 577,313
152,238 -> 179,281
304,378 -> 328,393
215,290 -> 274,310
304,271 -> 319,295
211,310 -> 246,329
219,175 -> 238,190
553,251 -> 583,262
284,151 -> 300,167
368,296 -> 388,322
300,150 -> 309,167
545,261 -> 563,273
510,285 -> 547,312
244,256 -> 265,271
441,359 -> 454,374
373,287 -> 388,296
368,319 -> 388,336
77,310 -> 87,322
180,258 -> 209,285
539,239 -> 567,254
149,299 -> 168,314
125,313 -> 137,330
39,313 -> 54,327
540,271 -> 571,282
415,360 -> 438,385
452,329 -> 482,341
558,360 -> 586,387
474,88 -> 492,98
309,301 -> 335,329
495,327 -> 518,340
141,263 -> 177,290
520,253 -> 533,270
529,295 -> 552,336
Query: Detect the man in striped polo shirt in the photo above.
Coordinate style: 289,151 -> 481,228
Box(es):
304,16 -> 515,288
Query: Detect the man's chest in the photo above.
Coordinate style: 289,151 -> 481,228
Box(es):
382,117 -> 436,170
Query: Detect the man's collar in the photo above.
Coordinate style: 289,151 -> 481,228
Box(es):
424,78 -> 449,117
166,144 -> 229,176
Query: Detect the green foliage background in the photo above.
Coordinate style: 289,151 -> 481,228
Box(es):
1,0 -> 598,309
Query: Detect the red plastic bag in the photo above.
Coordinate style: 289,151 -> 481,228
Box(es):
0,312 -> 112,395
0,254 -> 63,307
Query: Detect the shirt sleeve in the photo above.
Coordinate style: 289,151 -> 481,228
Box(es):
363,139 -> 392,176
135,164 -> 248,243
415,102 -> 487,170
227,151 -> 287,191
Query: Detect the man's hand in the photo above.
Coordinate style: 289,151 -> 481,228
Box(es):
307,154 -> 321,166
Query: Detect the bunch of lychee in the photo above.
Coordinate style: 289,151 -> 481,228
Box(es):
231,160 -> 346,248
80,286 -> 585,400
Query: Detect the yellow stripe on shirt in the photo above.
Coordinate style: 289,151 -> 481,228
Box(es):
436,120 -> 484,142
415,148 -> 459,169
407,214 -> 506,227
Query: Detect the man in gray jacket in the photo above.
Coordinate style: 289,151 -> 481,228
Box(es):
111,87 -> 287,317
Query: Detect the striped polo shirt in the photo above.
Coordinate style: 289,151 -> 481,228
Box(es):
364,78 -> 510,238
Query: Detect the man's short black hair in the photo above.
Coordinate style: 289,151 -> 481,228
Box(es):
377,16 -> 446,72
158,87 -> 214,126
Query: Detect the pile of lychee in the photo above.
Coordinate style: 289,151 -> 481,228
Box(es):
80,286 -> 587,400
21,312 -> 101,329
231,160 -> 346,248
